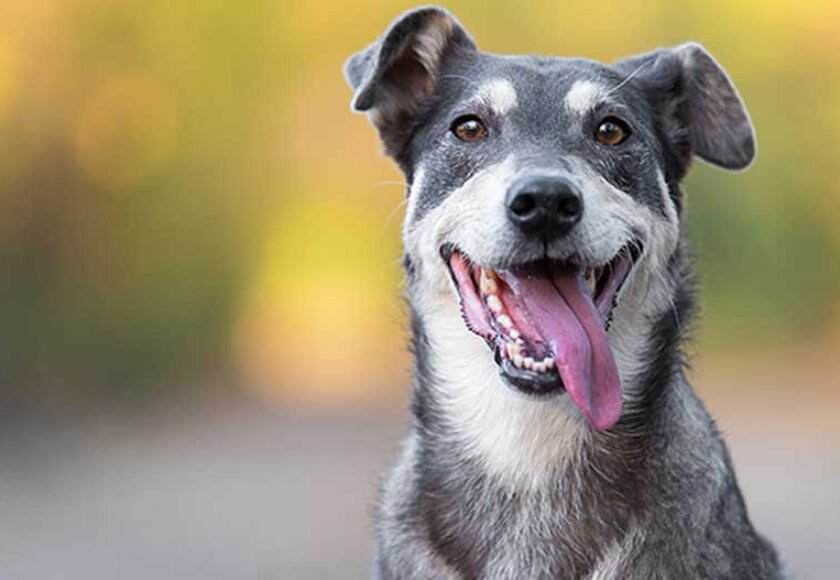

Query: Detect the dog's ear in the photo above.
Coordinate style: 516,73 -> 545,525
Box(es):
614,43 -> 755,171
344,7 -> 477,156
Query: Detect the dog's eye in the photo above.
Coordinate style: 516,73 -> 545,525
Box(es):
451,115 -> 488,142
595,117 -> 631,146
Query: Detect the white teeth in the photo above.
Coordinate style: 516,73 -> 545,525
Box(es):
503,336 -> 557,375
478,269 -> 520,335
480,269 -> 498,294
486,295 -> 503,313
479,265 -> 560,377
503,341 -> 557,374
505,342 -> 521,358
585,270 -> 597,296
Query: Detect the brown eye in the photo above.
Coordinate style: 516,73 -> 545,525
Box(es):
451,115 -> 488,142
595,117 -> 631,146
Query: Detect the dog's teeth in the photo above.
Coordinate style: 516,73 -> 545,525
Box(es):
479,269 -> 498,294
533,361 -> 546,373
497,314 -> 513,329
486,295 -> 503,313
544,357 -> 555,370
505,342 -> 521,359
585,272 -> 596,295
513,354 -> 524,368
508,328 -> 520,340
523,357 -> 534,370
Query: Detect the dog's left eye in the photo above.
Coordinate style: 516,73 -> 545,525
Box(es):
595,117 -> 631,146
451,115 -> 488,142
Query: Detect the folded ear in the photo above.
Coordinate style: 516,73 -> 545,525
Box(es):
344,7 -> 476,155
615,42 -> 755,171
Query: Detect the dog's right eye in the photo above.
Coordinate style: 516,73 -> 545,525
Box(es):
595,117 -> 631,146
451,115 -> 488,142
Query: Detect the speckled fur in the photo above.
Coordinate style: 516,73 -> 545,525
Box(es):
346,7 -> 784,579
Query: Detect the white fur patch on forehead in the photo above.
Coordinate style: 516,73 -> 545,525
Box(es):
565,80 -> 606,115
475,78 -> 518,115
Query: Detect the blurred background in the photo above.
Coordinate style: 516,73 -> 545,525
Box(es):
0,1 -> 837,578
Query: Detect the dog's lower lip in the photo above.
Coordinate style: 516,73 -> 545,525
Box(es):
498,352 -> 565,396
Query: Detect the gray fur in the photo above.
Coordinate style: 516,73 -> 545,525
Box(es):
347,7 -> 781,579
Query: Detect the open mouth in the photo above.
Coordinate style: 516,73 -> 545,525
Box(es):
444,244 -> 640,431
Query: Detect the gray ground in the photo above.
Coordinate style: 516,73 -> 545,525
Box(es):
0,378 -> 837,580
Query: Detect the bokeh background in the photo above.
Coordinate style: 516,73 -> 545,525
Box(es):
0,1 -> 838,578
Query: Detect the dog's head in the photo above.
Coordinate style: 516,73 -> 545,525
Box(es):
345,7 -> 754,431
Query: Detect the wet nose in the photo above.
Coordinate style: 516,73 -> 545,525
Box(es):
506,176 -> 583,239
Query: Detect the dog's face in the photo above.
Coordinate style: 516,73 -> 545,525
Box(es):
346,7 -> 754,431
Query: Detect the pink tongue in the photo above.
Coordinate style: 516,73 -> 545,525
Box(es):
505,266 -> 622,431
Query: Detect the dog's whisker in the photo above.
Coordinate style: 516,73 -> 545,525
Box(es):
384,196 -> 411,227
602,59 -> 653,99
371,180 -> 409,189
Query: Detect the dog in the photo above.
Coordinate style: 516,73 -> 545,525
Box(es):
345,7 -> 785,579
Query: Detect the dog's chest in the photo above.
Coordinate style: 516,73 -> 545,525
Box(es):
424,467 -> 626,580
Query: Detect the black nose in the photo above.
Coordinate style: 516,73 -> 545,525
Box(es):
506,176 -> 583,239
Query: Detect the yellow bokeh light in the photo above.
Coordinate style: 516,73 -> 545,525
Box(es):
233,193 -> 408,407
0,28 -> 18,126
75,73 -> 179,191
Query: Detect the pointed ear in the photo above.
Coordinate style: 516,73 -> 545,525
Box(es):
615,42 -> 755,171
343,7 -> 476,155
